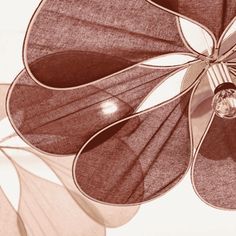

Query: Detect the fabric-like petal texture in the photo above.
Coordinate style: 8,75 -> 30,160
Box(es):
74,89 -> 193,204
192,116 -> 236,209
0,189 -> 27,236
24,0 -> 189,88
12,163 -> 105,236
7,67 -> 175,155
1,82 -> 139,230
41,154 -> 139,227
147,0 -> 236,40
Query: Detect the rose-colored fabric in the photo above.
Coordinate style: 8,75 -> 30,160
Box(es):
6,0 -> 236,214
41,154 -> 139,227
0,189 -> 26,236
12,163 -> 105,236
149,0 -> 236,40
74,90 -> 192,204
193,116 -> 236,209
1,81 -> 139,233
7,67 -> 174,154
24,0 -> 189,88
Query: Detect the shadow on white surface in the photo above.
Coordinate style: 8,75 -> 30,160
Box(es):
108,172 -> 236,236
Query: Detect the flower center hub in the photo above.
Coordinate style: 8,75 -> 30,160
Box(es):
207,63 -> 236,119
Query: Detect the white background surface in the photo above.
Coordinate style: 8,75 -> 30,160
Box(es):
0,1 -> 235,235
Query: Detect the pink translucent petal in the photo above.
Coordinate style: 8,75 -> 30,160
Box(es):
13,163 -> 105,236
0,189 -> 26,236
41,153 -> 139,227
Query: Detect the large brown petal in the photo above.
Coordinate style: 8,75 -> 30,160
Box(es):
7,67 -> 174,155
74,89 -> 193,204
24,0 -> 189,88
192,115 -> 236,209
147,0 -> 236,40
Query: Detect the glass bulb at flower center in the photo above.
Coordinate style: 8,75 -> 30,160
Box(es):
212,88 -> 236,119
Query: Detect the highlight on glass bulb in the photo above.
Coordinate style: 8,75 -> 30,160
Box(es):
212,88 -> 236,119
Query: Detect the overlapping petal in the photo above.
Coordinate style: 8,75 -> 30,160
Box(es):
146,0 -> 236,40
192,116 -> 236,210
2,4 -> 235,234
41,153 -> 139,227
7,67 -> 176,155
23,0 -> 190,88
73,62 -> 208,204
70,44 -> 206,204
0,83 -> 140,234
74,89 -> 193,204
12,161 -> 105,236
0,188 -> 26,236
1,147 -> 105,236
190,70 -> 236,210
0,150 -> 20,211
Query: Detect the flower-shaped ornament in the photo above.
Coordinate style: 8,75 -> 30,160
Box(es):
7,0 -> 236,210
